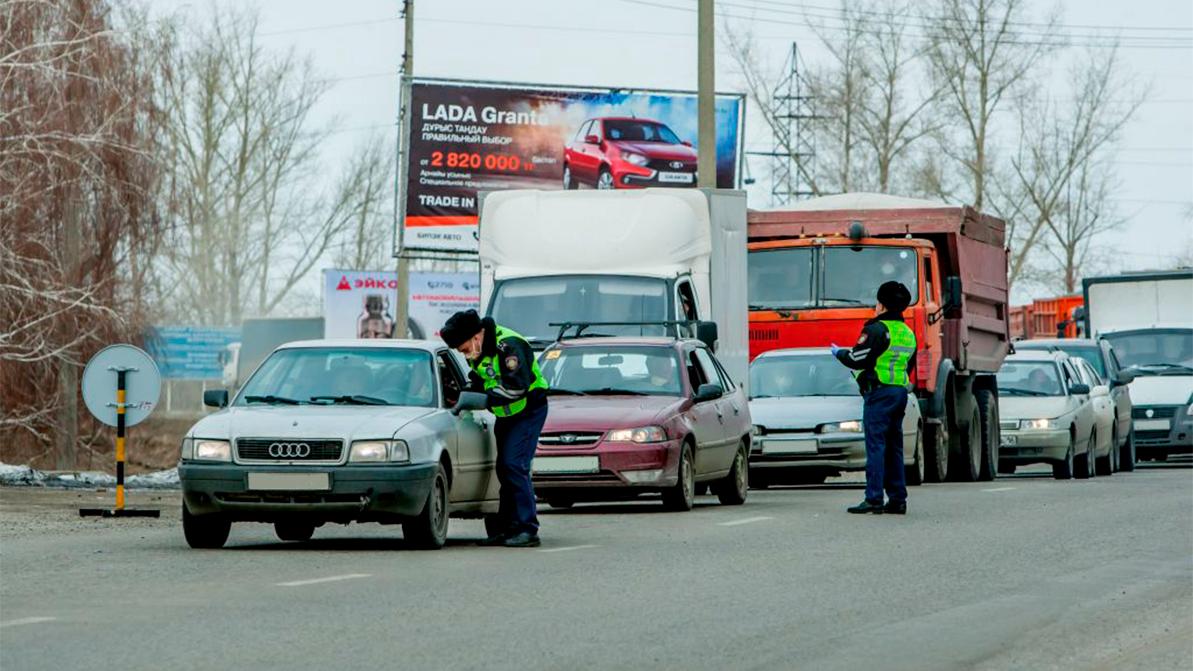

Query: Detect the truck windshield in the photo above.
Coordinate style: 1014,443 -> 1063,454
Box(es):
996,362 -> 1063,396
489,275 -> 669,343
748,248 -> 813,309
822,247 -> 919,306
749,354 -> 858,398
1102,329 -> 1193,373
236,348 -> 436,407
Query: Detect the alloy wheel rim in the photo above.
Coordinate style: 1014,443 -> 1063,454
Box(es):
598,172 -> 612,189
433,477 -> 447,536
683,454 -> 693,505
735,451 -> 746,493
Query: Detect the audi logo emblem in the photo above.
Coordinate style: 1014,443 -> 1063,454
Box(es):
1145,409 -> 1154,418
268,442 -> 311,458
670,161 -> 684,169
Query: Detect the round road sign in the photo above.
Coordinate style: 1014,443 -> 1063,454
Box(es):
81,344 -> 161,428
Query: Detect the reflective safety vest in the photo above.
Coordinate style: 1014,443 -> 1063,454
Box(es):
875,320 -> 917,387
471,325 -> 548,418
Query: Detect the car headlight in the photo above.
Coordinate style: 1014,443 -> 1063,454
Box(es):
751,424 -> 764,437
192,439 -> 231,462
1020,418 -> 1058,430
818,420 -> 862,434
623,152 -> 649,167
349,440 -> 410,463
607,426 -> 667,443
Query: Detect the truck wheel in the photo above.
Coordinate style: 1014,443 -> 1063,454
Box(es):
975,389 -> 999,482
1119,427 -> 1136,472
713,443 -> 749,505
1053,437 -> 1074,480
182,505 -> 230,549
275,521 -> 315,542
905,428 -> 924,486
403,465 -> 449,550
1076,432 -> 1095,479
924,424 -> 948,483
948,406 -> 982,482
662,444 -> 695,511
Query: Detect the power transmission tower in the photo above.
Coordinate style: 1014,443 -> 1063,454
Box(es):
749,42 -> 818,206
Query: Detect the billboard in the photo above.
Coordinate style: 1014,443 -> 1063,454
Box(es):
408,271 -> 480,340
145,326 -> 240,380
323,269 -> 480,341
401,79 -> 745,253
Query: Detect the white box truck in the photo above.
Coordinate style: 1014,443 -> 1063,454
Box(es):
477,188 -> 748,388
1083,269 -> 1193,460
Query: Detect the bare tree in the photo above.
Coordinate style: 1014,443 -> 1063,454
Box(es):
1039,160 -> 1122,292
331,133 -> 395,270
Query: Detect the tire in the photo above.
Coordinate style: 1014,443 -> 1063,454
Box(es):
662,444 -> 695,511
275,521 -> 315,542
714,444 -> 749,505
1076,432 -> 1095,479
403,464 -> 449,549
1095,426 -> 1115,476
596,167 -> 614,190
905,428 -> 925,486
1053,436 -> 1074,480
1119,426 -> 1136,472
182,505 -> 230,549
924,423 -> 949,483
975,388 -> 999,482
546,498 -> 574,509
997,462 -> 1017,475
562,163 -> 578,190
948,405 -> 982,482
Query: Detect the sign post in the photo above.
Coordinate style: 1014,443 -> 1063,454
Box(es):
79,344 -> 162,518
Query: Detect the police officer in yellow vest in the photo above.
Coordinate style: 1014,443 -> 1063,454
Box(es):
441,310 -> 549,547
831,281 -> 917,515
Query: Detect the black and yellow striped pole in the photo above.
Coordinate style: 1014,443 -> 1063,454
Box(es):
80,360 -> 160,518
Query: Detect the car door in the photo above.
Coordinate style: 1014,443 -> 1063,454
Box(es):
574,119 -> 600,184
1062,360 -> 1095,448
1079,359 -> 1114,454
1103,341 -> 1132,444
438,350 -> 496,502
683,347 -> 727,477
692,347 -> 737,475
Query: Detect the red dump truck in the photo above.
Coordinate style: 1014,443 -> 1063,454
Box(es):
748,193 -> 1011,482
1009,295 -> 1085,340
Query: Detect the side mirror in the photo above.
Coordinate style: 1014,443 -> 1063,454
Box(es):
584,134 -> 600,145
1068,383 -> 1090,396
681,140 -> 693,147
695,321 -> 719,351
1114,370 -> 1136,386
694,383 -> 724,403
943,276 -> 963,315
203,389 -> 229,408
452,391 -> 488,415
1092,385 -> 1110,398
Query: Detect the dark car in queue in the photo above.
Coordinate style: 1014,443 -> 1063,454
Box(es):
530,337 -> 751,511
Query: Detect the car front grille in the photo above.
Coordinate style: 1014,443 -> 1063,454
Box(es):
236,438 -> 343,462
1136,430 -> 1173,444
646,158 -> 696,172
539,432 -> 603,448
533,470 -> 622,483
1133,406 -> 1179,419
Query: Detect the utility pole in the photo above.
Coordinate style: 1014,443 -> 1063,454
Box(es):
393,0 -> 414,337
697,0 -> 716,189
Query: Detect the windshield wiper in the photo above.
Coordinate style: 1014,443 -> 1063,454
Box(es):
309,395 -> 389,405
547,388 -> 587,396
244,394 -> 302,405
820,297 -> 868,305
583,387 -> 649,396
999,387 -> 1049,397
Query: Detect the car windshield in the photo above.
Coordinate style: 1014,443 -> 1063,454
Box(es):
489,275 -> 669,343
1017,344 -> 1105,379
749,354 -> 858,398
748,248 -> 814,310
540,346 -> 682,396
996,361 -> 1064,396
236,347 -> 436,407
822,247 -> 919,306
1101,330 -> 1193,373
602,120 -> 682,144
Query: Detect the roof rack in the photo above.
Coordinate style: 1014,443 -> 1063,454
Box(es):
548,320 -> 706,344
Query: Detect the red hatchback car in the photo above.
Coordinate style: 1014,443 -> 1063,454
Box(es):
562,117 -> 698,190
531,336 -> 751,510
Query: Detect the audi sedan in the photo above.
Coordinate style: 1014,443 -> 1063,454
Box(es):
178,340 -> 499,550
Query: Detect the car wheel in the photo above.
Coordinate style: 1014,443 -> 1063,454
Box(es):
975,389 -> 999,481
924,423 -> 948,483
1076,432 -> 1095,479
275,521 -> 315,542
714,443 -> 749,505
563,163 -> 578,190
596,167 -> 614,190
546,498 -> 574,509
403,464 -> 449,549
1053,436 -> 1074,480
182,505 -> 230,549
662,444 -> 695,511
948,406 -> 982,482
1096,426 -> 1115,476
997,462 -> 1016,475
905,428 -> 925,486
1119,426 -> 1136,472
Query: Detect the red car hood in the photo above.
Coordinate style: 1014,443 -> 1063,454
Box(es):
544,395 -> 686,432
611,141 -> 697,162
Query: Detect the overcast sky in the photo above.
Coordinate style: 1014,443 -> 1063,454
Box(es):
160,0 -> 1193,303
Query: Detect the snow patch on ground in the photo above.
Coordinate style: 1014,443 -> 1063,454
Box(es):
0,463 -> 179,489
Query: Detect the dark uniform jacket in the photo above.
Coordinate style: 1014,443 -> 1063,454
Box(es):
833,310 -> 918,394
467,318 -> 547,413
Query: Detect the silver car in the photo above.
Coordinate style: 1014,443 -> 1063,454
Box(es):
747,348 -> 924,487
996,351 -> 1096,479
178,340 -> 499,550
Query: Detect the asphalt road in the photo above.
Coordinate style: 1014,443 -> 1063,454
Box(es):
2,463 -> 1191,671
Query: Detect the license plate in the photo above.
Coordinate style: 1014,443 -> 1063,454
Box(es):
1135,419 -> 1170,431
247,472 -> 330,491
761,439 -> 818,455
657,171 -> 693,184
532,456 -> 599,474
1000,434 -> 1018,447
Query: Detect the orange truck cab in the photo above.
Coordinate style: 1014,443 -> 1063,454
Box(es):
747,193 -> 1012,483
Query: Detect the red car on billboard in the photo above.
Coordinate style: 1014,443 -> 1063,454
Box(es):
531,335 -> 751,511
562,117 -> 698,190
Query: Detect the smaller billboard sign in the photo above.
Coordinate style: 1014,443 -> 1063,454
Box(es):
145,326 -> 240,380
409,271 -> 480,340
324,270 -> 400,339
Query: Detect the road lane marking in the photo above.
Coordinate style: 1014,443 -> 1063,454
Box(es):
276,573 -> 371,587
982,487 -> 1017,492
0,617 -> 57,629
539,544 -> 599,554
718,516 -> 774,527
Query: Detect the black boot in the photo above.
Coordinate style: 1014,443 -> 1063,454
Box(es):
847,500 -> 885,514
502,531 -> 541,548
883,501 -> 907,515
477,531 -> 510,547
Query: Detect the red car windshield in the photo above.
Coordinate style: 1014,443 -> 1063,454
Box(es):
603,120 -> 682,144
541,346 -> 683,396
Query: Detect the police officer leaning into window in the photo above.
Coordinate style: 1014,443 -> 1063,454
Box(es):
440,310 -> 549,547
831,281 -> 918,515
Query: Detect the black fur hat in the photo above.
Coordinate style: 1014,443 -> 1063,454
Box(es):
877,281 -> 912,313
440,309 -> 483,348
